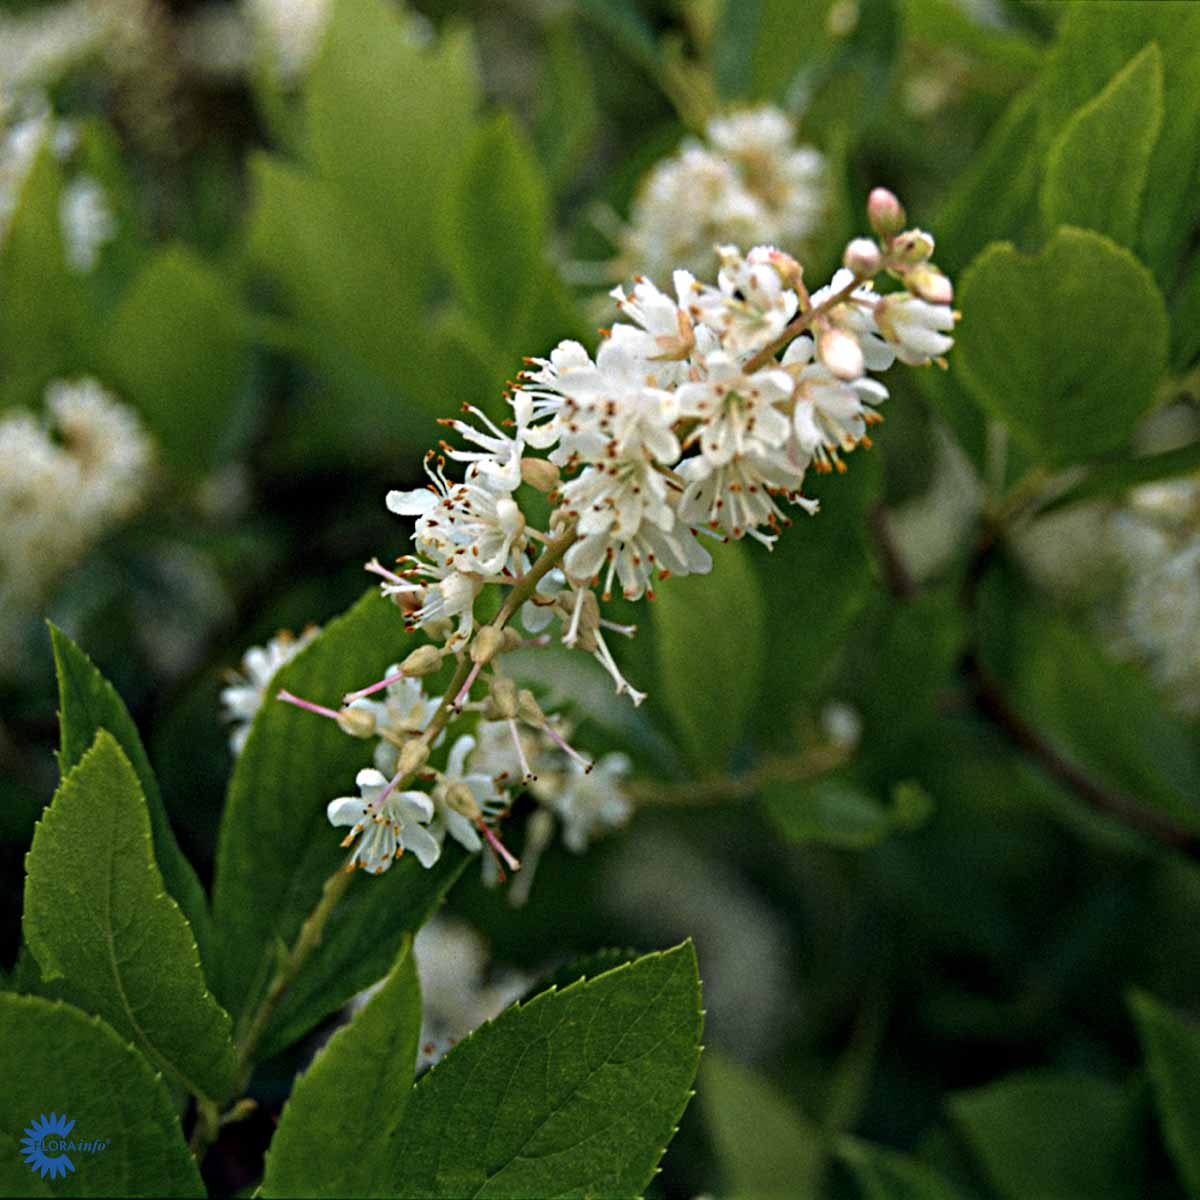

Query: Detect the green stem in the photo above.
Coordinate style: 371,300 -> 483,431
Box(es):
224,522 -> 582,1109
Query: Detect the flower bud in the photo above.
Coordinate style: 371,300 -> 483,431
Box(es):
501,627 -> 525,652
520,457 -> 560,493
444,781 -> 481,820
400,644 -> 443,676
517,688 -> 545,726
867,187 -> 906,239
842,237 -> 882,278
391,587 -> 425,617
905,263 -> 953,305
335,704 -> 377,739
889,229 -> 935,266
487,674 -> 519,720
470,624 -> 505,665
818,326 -> 865,381
396,738 -> 430,776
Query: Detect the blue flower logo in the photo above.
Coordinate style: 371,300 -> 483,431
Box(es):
21,1113 -> 77,1180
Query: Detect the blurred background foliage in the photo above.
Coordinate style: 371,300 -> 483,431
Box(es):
2,1 -> 1200,1197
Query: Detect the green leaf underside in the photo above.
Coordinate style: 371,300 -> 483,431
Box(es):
701,1052 -> 825,1199
22,732 -> 238,1102
950,1071 -> 1141,1200
213,589 -> 459,1056
1041,43 -> 1163,247
48,623 -> 212,964
1130,990 -> 1200,1198
0,994 -> 203,1198
262,938 -> 422,1198
653,539 -> 765,770
390,942 -> 703,1198
955,227 -> 1168,466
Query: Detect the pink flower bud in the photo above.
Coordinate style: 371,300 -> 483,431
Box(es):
867,187 -> 906,239
843,237 -> 882,278
818,326 -> 865,381
906,264 -> 954,305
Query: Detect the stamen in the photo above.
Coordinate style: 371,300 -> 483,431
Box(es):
541,720 -> 593,772
478,819 -> 521,873
563,587 -> 587,647
277,690 -> 342,721
344,668 -> 406,705
453,659 -> 484,709
364,557 -> 404,585
508,718 -> 537,781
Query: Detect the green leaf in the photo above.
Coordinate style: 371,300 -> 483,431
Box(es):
440,113 -> 549,350
934,83 -> 1043,276
715,0 -> 831,102
262,937 -> 422,1198
1038,441 -> 1200,516
653,538 -> 765,770
764,775 -> 931,850
212,589 -> 463,1053
305,0 -> 479,283
105,247 -> 251,473
1040,3 -> 1200,280
955,227 -> 1168,465
998,607 -> 1200,840
1041,44 -> 1163,247
1130,990 -> 1200,1198
22,732 -> 238,1103
0,994 -> 203,1197
389,942 -> 703,1197
0,148 -> 89,408
838,1137 -> 967,1200
950,1071 -> 1142,1200
1170,244 -> 1200,370
701,1052 -> 826,1199
534,18 -> 599,193
49,619 -> 212,965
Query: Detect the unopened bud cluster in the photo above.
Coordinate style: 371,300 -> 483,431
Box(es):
275,189 -> 957,885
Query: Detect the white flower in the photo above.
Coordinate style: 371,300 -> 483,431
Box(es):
683,245 -> 799,355
221,628 -> 319,754
327,768 -> 440,873
387,452 -> 527,579
549,752 -> 633,853
876,293 -> 956,366
429,733 -> 508,855
59,174 -> 115,273
348,670 -> 441,776
247,0 -> 331,81
675,350 -> 793,467
805,269 -> 896,371
678,451 -> 816,547
380,562 -> 482,651
782,340 -> 888,474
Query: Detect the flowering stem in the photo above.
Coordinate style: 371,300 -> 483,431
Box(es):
215,520 -> 584,1139
742,275 -> 863,373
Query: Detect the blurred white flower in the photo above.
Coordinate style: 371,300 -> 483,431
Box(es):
221,627 -> 320,754
59,174 -> 116,272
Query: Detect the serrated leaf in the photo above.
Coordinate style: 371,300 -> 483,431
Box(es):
389,942 -> 703,1197
262,937 -> 422,1198
955,227 -> 1168,466
1129,990 -> 1200,1198
701,1052 -> 825,1199
0,994 -> 203,1197
653,538 -> 765,770
838,1137 -> 967,1200
950,1071 -> 1141,1200
1041,44 -> 1163,247
305,0 -> 479,284
440,113 -> 549,350
48,622 -> 212,964
105,247 -> 251,473
22,732 -> 238,1103
212,589 -> 464,1055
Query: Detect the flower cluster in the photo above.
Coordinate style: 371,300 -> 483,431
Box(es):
276,189 -> 956,884
618,105 -> 826,283
0,378 -> 153,660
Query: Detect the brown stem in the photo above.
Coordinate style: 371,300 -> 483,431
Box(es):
868,503 -> 917,600
743,275 -> 862,372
